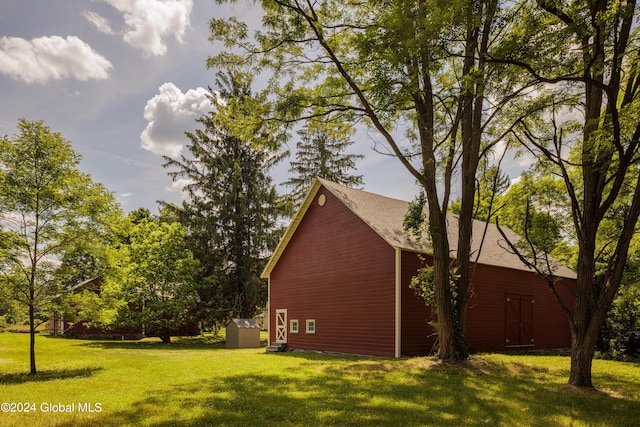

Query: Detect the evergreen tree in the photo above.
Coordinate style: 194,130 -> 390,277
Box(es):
163,72 -> 285,324
284,127 -> 363,204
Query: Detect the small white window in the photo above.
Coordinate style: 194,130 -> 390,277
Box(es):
306,319 -> 316,334
290,319 -> 299,333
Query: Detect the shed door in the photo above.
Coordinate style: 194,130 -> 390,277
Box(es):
275,309 -> 287,343
505,293 -> 535,347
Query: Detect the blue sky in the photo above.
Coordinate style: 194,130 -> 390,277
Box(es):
0,1 -> 531,214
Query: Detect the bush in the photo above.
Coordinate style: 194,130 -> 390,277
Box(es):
599,283 -> 640,361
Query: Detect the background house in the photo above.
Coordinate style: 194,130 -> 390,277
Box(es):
48,277 -> 200,339
261,178 -> 576,357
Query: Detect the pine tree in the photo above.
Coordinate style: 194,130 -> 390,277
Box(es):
284,127 -> 363,204
163,73 -> 285,324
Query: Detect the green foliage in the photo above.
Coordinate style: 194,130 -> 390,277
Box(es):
127,207 -> 152,226
121,218 -> 201,344
403,191 -> 428,242
54,214 -> 129,332
449,163 -> 511,223
206,0 -> 517,177
494,160 -> 640,362
603,283 -> 640,360
450,161 -> 566,264
403,193 -> 437,313
598,239 -> 640,360
403,191 -> 460,331
409,260 -> 436,308
60,279 -> 126,332
497,172 -> 568,261
0,119 -> 123,373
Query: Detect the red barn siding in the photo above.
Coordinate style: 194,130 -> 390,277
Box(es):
399,252 -> 574,356
269,190 -> 396,357
63,321 -> 199,339
400,251 -> 436,356
465,264 -> 574,352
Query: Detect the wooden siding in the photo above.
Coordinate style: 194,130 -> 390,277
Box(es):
399,253 -> 574,355
465,263 -> 574,352
269,189 -> 397,357
400,251 -> 436,356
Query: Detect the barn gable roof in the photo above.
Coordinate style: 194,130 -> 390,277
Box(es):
262,178 -> 576,279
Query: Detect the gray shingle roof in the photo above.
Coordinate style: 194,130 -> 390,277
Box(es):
261,178 -> 576,279
229,319 -> 261,329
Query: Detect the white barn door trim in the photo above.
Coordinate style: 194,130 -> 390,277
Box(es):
275,309 -> 287,343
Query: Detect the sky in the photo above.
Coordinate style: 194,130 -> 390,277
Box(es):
0,1 -> 532,214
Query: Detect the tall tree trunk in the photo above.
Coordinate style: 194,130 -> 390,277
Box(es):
569,336 -> 595,387
569,277 -> 611,387
567,199 -> 601,387
449,0 -> 496,360
429,209 -> 457,359
29,302 -> 37,375
568,255 -> 597,387
569,206 -> 640,386
160,328 -> 171,344
454,4 -> 482,361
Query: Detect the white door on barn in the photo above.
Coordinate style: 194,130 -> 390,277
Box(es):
275,309 -> 287,343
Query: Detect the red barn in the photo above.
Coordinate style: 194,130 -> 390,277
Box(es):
48,277 -> 200,339
262,178 -> 576,357
48,277 -> 143,339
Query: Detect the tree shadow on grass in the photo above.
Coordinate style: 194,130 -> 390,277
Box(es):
70,335 -> 233,351
592,370 -> 640,400
57,355 -> 640,427
0,367 -> 102,385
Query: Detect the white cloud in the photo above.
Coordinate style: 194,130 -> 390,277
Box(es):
165,178 -> 193,193
101,0 -> 193,56
116,192 -> 133,206
140,82 -> 210,157
82,10 -> 115,35
0,35 -> 112,84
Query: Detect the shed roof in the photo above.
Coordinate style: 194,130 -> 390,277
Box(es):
228,318 -> 261,329
262,178 -> 576,279
68,276 -> 101,293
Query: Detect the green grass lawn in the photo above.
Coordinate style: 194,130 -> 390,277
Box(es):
0,332 -> 639,426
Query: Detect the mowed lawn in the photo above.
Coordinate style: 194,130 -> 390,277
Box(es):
0,333 -> 639,426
